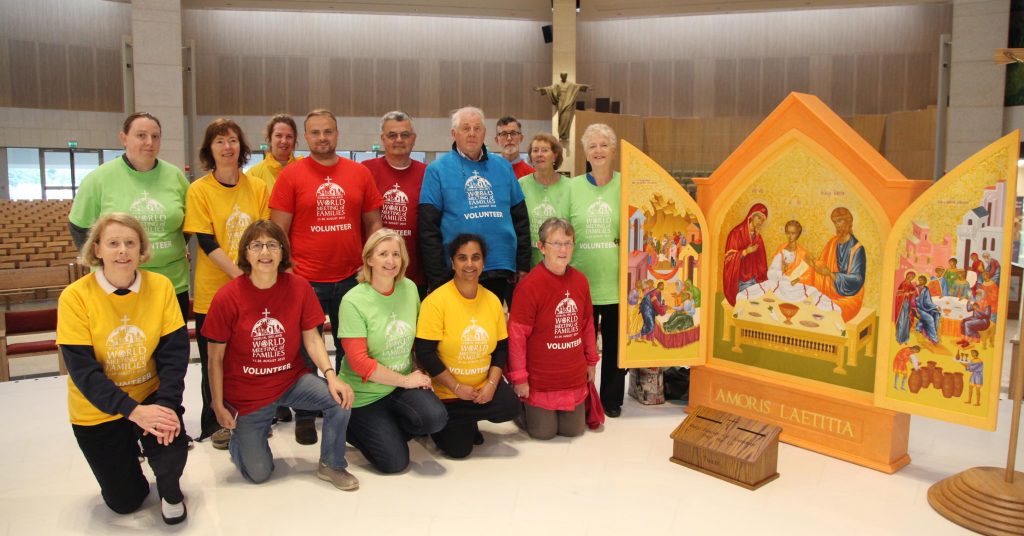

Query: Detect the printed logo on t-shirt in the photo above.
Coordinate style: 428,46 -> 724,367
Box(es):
457,317 -> 490,363
225,204 -> 253,256
382,183 -> 410,231
583,195 -> 615,247
315,176 -> 347,220
130,191 -> 169,249
244,309 -> 291,375
380,312 -> 414,370
548,291 -> 583,350
530,197 -> 557,237
104,315 -> 153,387
465,171 -> 496,210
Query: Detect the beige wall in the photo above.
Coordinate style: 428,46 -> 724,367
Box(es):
577,3 -> 951,118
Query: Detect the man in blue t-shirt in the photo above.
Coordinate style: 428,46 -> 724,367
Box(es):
419,106 -> 530,304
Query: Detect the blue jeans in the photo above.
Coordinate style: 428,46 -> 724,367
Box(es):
347,388 -> 448,474
229,373 -> 351,483
310,276 -> 358,371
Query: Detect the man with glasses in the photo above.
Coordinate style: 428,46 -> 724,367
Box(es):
420,106 -> 530,305
270,109 -> 383,445
494,116 -> 534,178
362,111 -> 427,297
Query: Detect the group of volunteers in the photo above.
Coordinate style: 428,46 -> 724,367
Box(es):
58,105 -> 624,524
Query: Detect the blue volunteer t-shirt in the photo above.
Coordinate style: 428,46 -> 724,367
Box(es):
420,147 -> 525,273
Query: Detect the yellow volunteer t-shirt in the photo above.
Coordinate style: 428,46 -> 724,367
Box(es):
184,172 -> 270,313
416,281 -> 507,400
57,270 -> 185,426
247,153 -> 301,192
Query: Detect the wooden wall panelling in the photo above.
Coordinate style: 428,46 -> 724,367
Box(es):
240,56 -> 263,116
94,48 -> 122,113
884,108 -> 935,179
808,55 -> 832,107
374,58 -> 399,119
397,59 -> 420,118
854,54 -> 881,114
785,56 -> 810,95
676,117 -> 705,171
879,54 -> 907,113
829,54 -> 855,116
350,58 -> 373,117
459,61 -> 482,110
438,60 -> 460,118
286,56 -> 309,117
843,114 -> 887,151
502,62 -> 524,119
526,62 -> 550,120
628,61 -> 650,117
736,58 -> 762,116
327,57 -> 351,117
307,57 -> 330,112
643,117 -> 675,168
649,60 -> 672,117
608,61 -> 628,112
67,46 -> 96,111
0,40 -> 13,107
760,57 -> 786,115
904,52 -> 932,111
264,57 -> 288,115
480,61 -> 502,120
37,43 -> 69,110
9,40 -> 39,108
713,59 -> 737,117
672,59 -> 694,118
216,56 -> 241,116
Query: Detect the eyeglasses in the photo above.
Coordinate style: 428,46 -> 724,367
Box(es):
384,132 -> 414,141
247,241 -> 282,252
543,241 -> 574,249
496,131 -> 522,139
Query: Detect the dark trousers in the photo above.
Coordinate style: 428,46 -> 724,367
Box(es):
174,291 -> 190,327
347,388 -> 448,474
72,396 -> 188,514
310,276 -> 359,371
194,313 -> 222,440
431,380 -> 521,459
480,272 -> 514,308
594,303 -> 625,411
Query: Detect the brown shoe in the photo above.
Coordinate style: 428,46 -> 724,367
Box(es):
211,428 -> 231,450
295,419 -> 318,445
317,462 -> 359,491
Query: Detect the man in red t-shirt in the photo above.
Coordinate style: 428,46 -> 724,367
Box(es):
494,116 -> 535,179
362,110 -> 427,297
270,109 -> 383,443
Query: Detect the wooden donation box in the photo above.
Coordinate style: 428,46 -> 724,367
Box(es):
669,405 -> 781,490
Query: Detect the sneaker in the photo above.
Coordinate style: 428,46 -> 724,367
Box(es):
295,419 -> 318,445
211,428 -> 231,450
317,462 -> 359,491
274,406 -> 293,423
161,498 -> 187,525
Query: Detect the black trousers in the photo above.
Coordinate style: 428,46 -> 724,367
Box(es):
194,313 -> 222,439
431,380 -> 520,459
72,396 -> 188,514
480,272 -> 514,308
594,303 -> 626,411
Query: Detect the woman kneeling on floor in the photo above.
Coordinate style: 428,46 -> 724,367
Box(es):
508,217 -> 598,439
338,228 -> 448,473
202,220 -> 359,490
415,233 -> 521,458
58,213 -> 190,524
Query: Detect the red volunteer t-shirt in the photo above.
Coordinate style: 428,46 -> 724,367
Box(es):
511,159 -> 535,179
270,157 -> 384,282
509,263 -> 592,392
362,156 -> 426,285
201,273 -> 325,415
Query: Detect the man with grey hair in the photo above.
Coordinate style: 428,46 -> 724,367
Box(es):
493,116 -> 534,178
419,106 -> 530,303
363,111 -> 427,295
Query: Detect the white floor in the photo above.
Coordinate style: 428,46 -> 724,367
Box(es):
0,361 -> 1020,536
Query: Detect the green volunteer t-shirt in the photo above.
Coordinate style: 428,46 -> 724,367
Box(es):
519,173 -> 571,268
69,157 -> 190,293
567,172 -> 621,305
337,277 -> 420,408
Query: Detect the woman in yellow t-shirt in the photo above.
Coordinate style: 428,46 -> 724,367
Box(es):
184,118 -> 270,445
57,213 -> 190,525
415,233 -> 521,458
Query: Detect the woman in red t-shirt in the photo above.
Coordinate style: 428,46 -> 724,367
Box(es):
508,217 -> 599,439
202,220 -> 359,491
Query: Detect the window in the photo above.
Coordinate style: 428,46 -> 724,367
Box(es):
7,147 -> 113,199
7,148 -> 41,200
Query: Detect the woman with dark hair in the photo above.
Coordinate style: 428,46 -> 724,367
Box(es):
184,118 -> 270,446
58,213 -> 190,524
415,234 -> 521,458
338,228 -> 448,474
203,220 -> 359,490
68,112 -> 191,321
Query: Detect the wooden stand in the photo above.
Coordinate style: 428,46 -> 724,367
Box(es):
669,406 -> 781,490
927,340 -> 1024,535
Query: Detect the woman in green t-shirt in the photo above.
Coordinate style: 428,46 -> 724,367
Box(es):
338,228 -> 448,473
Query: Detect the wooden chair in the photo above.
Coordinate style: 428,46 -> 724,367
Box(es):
0,308 -> 64,382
